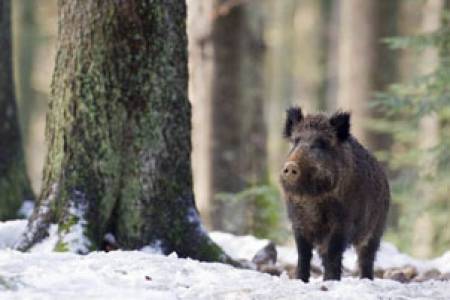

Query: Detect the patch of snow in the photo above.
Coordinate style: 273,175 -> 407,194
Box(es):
0,249 -> 449,300
141,240 -> 164,255
210,231 -> 320,267
17,200 -> 34,218
0,221 -> 450,299
59,193 -> 91,254
30,224 -> 59,253
210,231 -> 443,274
104,232 -> 117,245
16,183 -> 58,249
431,251 -> 450,273
0,220 -> 27,249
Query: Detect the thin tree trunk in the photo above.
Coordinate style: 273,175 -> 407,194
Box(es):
12,0 -> 38,146
325,0 -> 340,111
266,0 -> 297,184
187,0 -> 215,228
292,0 -> 325,113
335,0 -> 375,146
334,0 -> 398,151
17,0 -> 233,263
413,0 -> 444,259
0,0 -> 34,220
188,1 -> 268,234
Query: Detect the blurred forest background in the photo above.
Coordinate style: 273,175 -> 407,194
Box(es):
3,0 -> 449,258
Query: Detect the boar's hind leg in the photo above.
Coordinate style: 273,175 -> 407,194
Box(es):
322,234 -> 346,281
356,237 -> 380,280
294,230 -> 312,282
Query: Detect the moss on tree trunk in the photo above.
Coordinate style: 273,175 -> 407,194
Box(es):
0,0 -> 34,220
17,0 -> 233,263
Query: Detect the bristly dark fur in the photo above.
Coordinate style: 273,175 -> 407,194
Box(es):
280,106 -> 390,283
283,106 -> 303,138
329,111 -> 351,142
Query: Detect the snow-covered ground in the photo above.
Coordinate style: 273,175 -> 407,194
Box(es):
0,220 -> 449,300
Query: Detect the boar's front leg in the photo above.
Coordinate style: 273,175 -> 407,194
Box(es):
321,233 -> 346,281
356,237 -> 380,280
294,229 -> 312,282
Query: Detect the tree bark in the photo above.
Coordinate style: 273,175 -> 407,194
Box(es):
266,0 -> 297,184
12,0 -> 38,147
187,0 -> 215,228
412,0 -> 444,259
209,1 -> 268,234
292,0 -> 326,113
334,0 -> 398,151
17,0 -> 232,263
188,1 -> 268,234
335,0 -> 375,146
0,0 -> 34,220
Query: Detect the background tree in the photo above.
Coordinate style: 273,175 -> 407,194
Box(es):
187,0 -> 215,228
377,0 -> 449,257
12,0 -> 38,147
17,0 -> 232,263
266,0 -> 328,182
188,0 -> 280,239
10,0 -> 450,257
210,0 -> 269,235
12,0 -> 53,194
333,0 -> 398,150
0,0 -> 34,220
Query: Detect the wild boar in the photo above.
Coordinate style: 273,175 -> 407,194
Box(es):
280,106 -> 390,282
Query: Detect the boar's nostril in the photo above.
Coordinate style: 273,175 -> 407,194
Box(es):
282,162 -> 300,180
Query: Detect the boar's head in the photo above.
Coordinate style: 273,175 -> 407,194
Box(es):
280,106 -> 351,196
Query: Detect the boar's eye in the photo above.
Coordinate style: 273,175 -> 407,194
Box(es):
293,137 -> 301,145
312,138 -> 329,150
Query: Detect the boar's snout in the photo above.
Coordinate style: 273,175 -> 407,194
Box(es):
281,161 -> 300,183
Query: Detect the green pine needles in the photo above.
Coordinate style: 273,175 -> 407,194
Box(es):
375,11 -> 450,256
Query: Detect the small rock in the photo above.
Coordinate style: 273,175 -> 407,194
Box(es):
383,269 -> 409,283
374,268 -> 385,279
237,259 -> 257,270
414,268 -> 441,282
259,265 -> 283,276
282,263 -> 296,279
320,285 -> 328,291
252,242 -> 277,268
403,265 -> 418,280
310,265 -> 323,277
383,265 -> 418,283
438,272 -> 450,281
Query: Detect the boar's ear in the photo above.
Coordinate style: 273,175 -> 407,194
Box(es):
283,106 -> 303,138
330,111 -> 351,142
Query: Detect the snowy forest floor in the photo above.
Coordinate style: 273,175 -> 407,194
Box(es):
0,220 -> 450,299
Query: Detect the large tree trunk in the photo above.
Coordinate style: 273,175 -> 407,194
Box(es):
0,0 -> 34,220
17,0 -> 232,263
